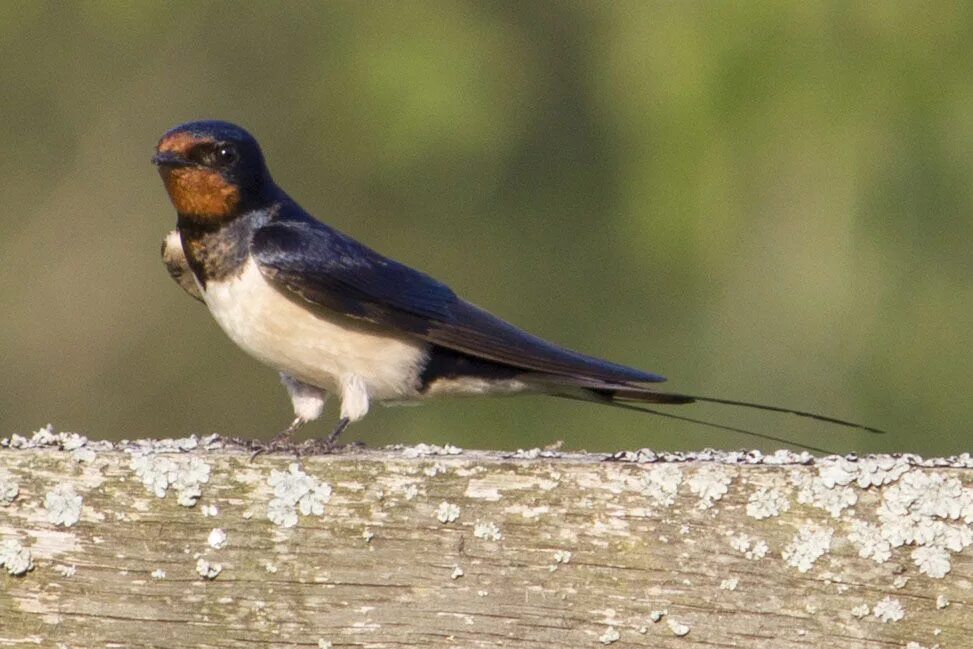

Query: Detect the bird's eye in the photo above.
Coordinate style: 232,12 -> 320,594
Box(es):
189,143 -> 237,168
216,145 -> 237,165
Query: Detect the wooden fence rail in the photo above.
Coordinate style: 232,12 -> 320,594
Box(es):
0,429 -> 969,648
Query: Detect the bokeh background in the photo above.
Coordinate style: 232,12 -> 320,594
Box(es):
1,2 -> 970,454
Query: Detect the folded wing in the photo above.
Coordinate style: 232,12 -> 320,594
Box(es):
250,217 -> 666,386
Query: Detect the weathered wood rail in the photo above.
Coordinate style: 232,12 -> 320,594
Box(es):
1,428 -> 970,648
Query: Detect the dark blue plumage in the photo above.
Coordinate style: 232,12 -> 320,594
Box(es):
253,211 -> 668,386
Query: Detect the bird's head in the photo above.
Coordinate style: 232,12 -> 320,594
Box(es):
152,120 -> 273,223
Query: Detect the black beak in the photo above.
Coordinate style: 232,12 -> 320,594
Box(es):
152,151 -> 190,168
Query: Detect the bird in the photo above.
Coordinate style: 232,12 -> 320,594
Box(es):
153,119 -> 881,453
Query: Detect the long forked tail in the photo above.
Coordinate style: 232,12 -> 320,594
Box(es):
606,386 -> 885,435
546,380 -> 884,454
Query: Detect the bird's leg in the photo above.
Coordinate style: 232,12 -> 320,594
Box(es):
247,373 -> 330,459
326,417 -> 350,447
305,374 -> 366,453
274,416 -> 307,445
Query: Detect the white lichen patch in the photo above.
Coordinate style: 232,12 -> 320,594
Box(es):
649,609 -> 666,623
55,431 -> 97,463
267,463 -> 332,528
850,603 -> 870,619
512,448 -> 542,460
400,443 -> 463,458
782,525 -> 833,573
129,435 -> 207,453
450,565 -> 464,579
855,456 -> 911,488
151,568 -> 166,579
666,618 -> 691,637
719,577 -> 738,591
0,539 -> 33,576
748,539 -> 768,560
912,545 -> 951,579
473,521 -> 502,541
0,470 -> 19,505
362,529 -> 375,543
936,594 -> 949,609
195,558 -> 222,580
816,457 -> 859,488
550,549 -> 572,571
876,471 -> 973,577
200,504 -> 218,517
207,528 -> 227,550
60,432 -> 86,450
686,465 -> 731,509
317,641 -> 333,649
129,453 -> 211,506
2,427 -> 110,452
402,484 -> 419,500
435,501 -> 460,524
44,484 -> 83,527
792,470 -> 857,517
873,596 -> 904,623
598,626 -> 620,645
640,464 -> 682,507
764,449 -> 814,465
729,534 -> 769,560
847,520 -> 892,563
8,423 -> 103,453
29,424 -> 57,446
746,487 -> 790,519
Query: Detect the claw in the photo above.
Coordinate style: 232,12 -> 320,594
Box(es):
249,417 -> 307,461
247,417 -> 354,459
299,417 -> 351,455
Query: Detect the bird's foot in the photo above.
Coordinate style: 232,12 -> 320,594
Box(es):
300,417 -> 351,455
249,417 -> 306,460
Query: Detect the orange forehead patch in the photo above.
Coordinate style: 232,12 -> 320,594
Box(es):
160,167 -> 240,220
157,132 -> 214,156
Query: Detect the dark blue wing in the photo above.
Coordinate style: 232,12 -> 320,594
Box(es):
251,216 -> 665,384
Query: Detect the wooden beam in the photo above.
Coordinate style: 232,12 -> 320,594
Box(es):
0,429 -> 968,648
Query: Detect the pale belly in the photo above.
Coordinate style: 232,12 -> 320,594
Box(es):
199,259 -> 429,402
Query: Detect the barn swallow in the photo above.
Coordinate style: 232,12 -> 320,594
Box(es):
153,119 -> 881,452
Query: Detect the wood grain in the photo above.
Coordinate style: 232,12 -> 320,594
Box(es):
0,436 -> 969,648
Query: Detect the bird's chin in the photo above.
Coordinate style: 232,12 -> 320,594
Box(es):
160,166 -> 241,222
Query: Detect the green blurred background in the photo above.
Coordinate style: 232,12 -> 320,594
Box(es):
1,2 -> 970,454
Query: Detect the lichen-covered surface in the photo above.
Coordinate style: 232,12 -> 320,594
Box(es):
1,428 -> 971,648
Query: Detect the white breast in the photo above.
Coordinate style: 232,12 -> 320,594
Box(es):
199,259 -> 429,403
